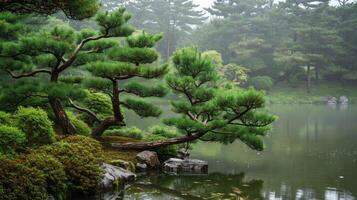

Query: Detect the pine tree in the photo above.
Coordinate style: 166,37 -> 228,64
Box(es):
0,0 -> 100,20
65,31 -> 169,137
125,0 -> 207,60
0,8 -> 134,134
278,0 -> 343,92
111,48 -> 276,151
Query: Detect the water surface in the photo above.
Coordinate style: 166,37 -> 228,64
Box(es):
123,104 -> 357,200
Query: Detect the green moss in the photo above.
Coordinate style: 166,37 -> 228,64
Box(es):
22,153 -> 68,200
36,136 -> 104,194
109,159 -> 136,172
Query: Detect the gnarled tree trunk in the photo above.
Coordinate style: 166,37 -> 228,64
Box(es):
110,132 -> 206,150
49,97 -> 76,135
91,80 -> 124,137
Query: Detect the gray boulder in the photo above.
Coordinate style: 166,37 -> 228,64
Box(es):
100,163 -> 136,189
327,96 -> 337,104
339,96 -> 348,104
162,158 -> 208,174
136,151 -> 160,168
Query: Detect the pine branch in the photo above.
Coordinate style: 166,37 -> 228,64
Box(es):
5,69 -> 51,79
58,29 -> 109,72
68,98 -> 101,123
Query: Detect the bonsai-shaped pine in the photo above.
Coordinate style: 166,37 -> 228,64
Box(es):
0,0 -> 100,20
111,48 -> 276,151
0,8 -> 135,134
66,31 -> 168,137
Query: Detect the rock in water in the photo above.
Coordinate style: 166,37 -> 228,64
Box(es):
162,158 -> 208,174
100,163 -> 136,189
327,96 -> 337,104
109,159 -> 135,172
339,96 -> 348,104
136,151 -> 160,168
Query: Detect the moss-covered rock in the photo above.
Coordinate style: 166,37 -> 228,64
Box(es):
109,159 -> 136,172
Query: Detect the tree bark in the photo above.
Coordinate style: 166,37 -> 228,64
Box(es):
315,66 -> 320,85
307,65 -> 311,93
91,117 -> 119,138
49,72 -> 76,135
49,97 -> 76,135
91,80 -> 124,137
110,132 -> 206,150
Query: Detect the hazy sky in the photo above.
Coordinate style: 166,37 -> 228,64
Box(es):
192,0 -> 357,8
193,0 -> 214,8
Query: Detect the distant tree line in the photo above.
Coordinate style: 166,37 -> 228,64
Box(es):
190,0 -> 357,92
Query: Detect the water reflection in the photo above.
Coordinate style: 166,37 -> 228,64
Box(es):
191,105 -> 357,200
124,172 -> 264,200
262,187 -> 355,200
118,104 -> 357,200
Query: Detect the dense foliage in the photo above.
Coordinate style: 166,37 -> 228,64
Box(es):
21,153 -> 68,199
188,0 -> 357,92
0,0 -> 100,20
0,158 -> 48,200
37,136 -> 104,194
0,125 -> 26,156
14,107 -> 55,146
0,135 -> 104,199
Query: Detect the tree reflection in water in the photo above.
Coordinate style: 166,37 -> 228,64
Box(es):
123,172 -> 263,200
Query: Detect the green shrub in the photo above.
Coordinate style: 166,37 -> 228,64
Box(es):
0,125 -> 26,156
14,107 -> 55,146
103,126 -> 144,139
37,136 -> 104,194
67,111 -> 91,136
0,111 -> 11,125
22,153 -> 68,200
150,125 -> 180,138
250,76 -> 274,91
0,158 -> 48,200
143,134 -> 178,156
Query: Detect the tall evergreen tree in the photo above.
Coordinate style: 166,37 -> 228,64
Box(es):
0,8 -> 134,134
278,0 -> 343,92
124,0 -> 207,60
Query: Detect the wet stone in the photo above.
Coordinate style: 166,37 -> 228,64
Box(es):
162,158 -> 208,174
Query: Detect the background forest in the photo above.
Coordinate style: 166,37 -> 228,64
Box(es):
102,0 -> 357,103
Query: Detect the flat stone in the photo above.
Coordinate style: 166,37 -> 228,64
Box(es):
136,151 -> 160,168
100,163 -> 136,189
162,158 -> 208,174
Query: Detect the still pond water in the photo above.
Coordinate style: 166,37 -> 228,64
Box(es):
117,105 -> 357,200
